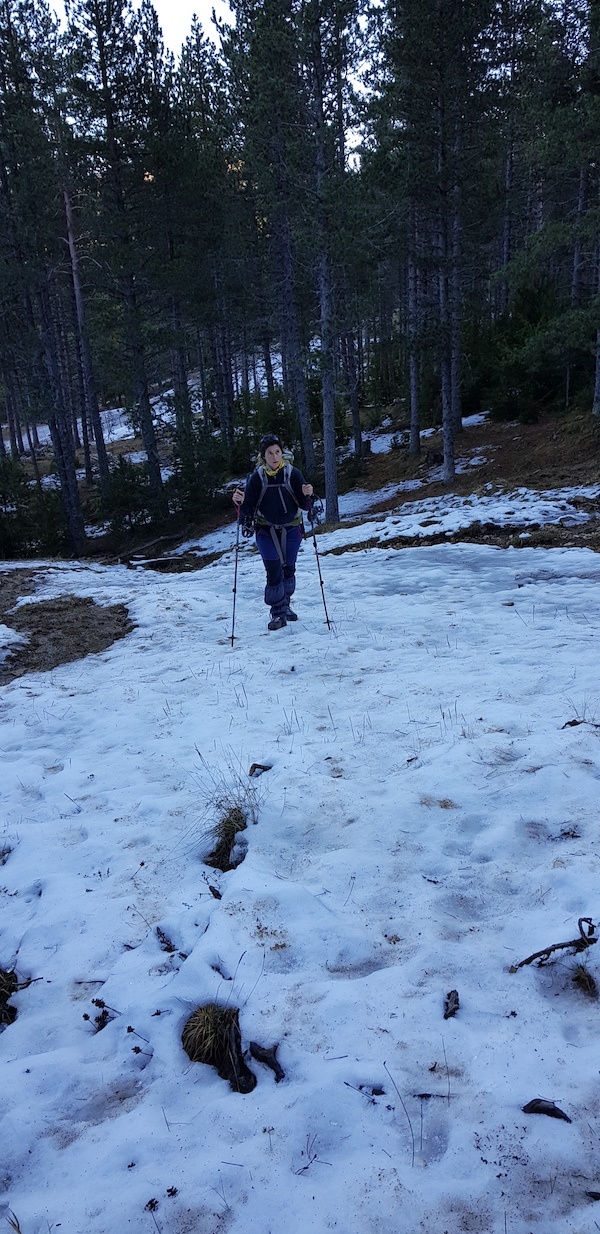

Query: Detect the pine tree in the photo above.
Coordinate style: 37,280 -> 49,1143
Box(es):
222,0 -> 317,475
0,0 -> 86,549
66,0 -> 167,513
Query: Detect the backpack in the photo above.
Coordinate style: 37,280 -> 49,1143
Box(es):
251,455 -> 303,530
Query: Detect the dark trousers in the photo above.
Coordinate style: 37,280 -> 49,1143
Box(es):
256,525 -> 303,616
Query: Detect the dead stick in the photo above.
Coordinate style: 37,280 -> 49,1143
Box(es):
512,935 -> 596,971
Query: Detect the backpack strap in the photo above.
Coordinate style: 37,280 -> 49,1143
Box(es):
255,462 -> 298,523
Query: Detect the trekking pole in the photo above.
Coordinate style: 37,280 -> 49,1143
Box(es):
230,506 -> 241,646
308,499 -> 332,630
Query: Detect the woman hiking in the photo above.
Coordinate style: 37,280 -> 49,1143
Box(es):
232,435 -> 313,630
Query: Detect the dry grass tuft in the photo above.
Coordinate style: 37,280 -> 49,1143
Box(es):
572,964 -> 598,998
191,750 -> 263,873
205,806 -> 248,872
182,1003 -> 256,1093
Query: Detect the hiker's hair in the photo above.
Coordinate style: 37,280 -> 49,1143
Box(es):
258,434 -> 283,458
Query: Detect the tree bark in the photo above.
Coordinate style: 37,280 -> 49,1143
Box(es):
122,274 -> 166,506
450,159 -> 462,433
64,188 -> 110,494
209,320 -> 234,462
6,396 -> 19,460
310,0 -> 339,522
37,284 -> 86,551
262,330 -> 275,397
437,118 -> 454,483
408,203 -> 420,456
275,210 -> 315,476
593,244 -> 600,419
498,138 -> 513,316
593,329 -> 600,419
343,331 -> 362,460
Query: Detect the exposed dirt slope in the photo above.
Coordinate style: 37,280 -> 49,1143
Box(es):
0,578 -> 133,685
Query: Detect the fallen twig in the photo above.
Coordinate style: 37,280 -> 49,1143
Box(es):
511,918 -> 597,971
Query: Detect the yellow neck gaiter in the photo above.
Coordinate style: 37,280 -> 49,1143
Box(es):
263,460 -> 285,477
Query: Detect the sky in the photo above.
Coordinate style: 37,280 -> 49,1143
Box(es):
2,419 -> 600,1234
151,0 -> 233,53
52,0 -> 234,53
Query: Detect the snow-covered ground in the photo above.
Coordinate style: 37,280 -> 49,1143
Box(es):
175,481 -> 600,560
2,482 -> 600,1234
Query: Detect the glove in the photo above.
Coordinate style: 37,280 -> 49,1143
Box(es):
308,498 -> 324,525
241,518 -> 254,538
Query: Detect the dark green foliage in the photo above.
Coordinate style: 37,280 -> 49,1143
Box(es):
0,461 -> 68,558
165,419 -> 227,516
477,281 -> 598,421
227,386 -> 304,471
102,457 -> 159,535
364,340 -> 403,412
1,0 -> 599,536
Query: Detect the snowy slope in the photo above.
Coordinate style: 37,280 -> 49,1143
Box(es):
2,487 -> 600,1234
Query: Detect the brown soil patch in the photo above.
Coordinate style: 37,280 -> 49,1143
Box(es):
1,572 -> 133,685
326,410 -> 600,553
0,568 -> 41,613
354,410 -> 599,503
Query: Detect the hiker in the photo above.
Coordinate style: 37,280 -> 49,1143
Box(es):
232,435 -> 313,630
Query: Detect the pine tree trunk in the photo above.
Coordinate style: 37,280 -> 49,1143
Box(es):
24,419 -> 43,492
593,329 -> 600,419
498,138 -> 513,316
318,248 -> 339,521
6,391 -> 19,460
571,168 -> 588,308
343,331 -> 362,460
594,245 -> 600,419
275,211 -> 315,476
437,124 -> 455,484
6,362 -> 25,455
121,274 -> 166,508
171,335 -> 193,438
262,332 -> 275,397
196,332 -> 209,425
357,327 -> 364,390
64,189 -> 110,494
408,203 -> 420,456
37,285 -> 86,551
75,347 -> 93,485
209,323 -> 234,462
169,285 -> 193,444
310,0 -> 339,522
241,329 -> 250,396
52,291 -> 80,452
450,165 -> 462,434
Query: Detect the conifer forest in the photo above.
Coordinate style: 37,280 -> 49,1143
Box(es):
0,0 -> 599,556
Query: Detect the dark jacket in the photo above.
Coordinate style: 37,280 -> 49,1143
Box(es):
239,465 -> 310,527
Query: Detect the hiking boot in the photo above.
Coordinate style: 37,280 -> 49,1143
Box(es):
268,614 -> 287,631
285,607 -> 298,621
